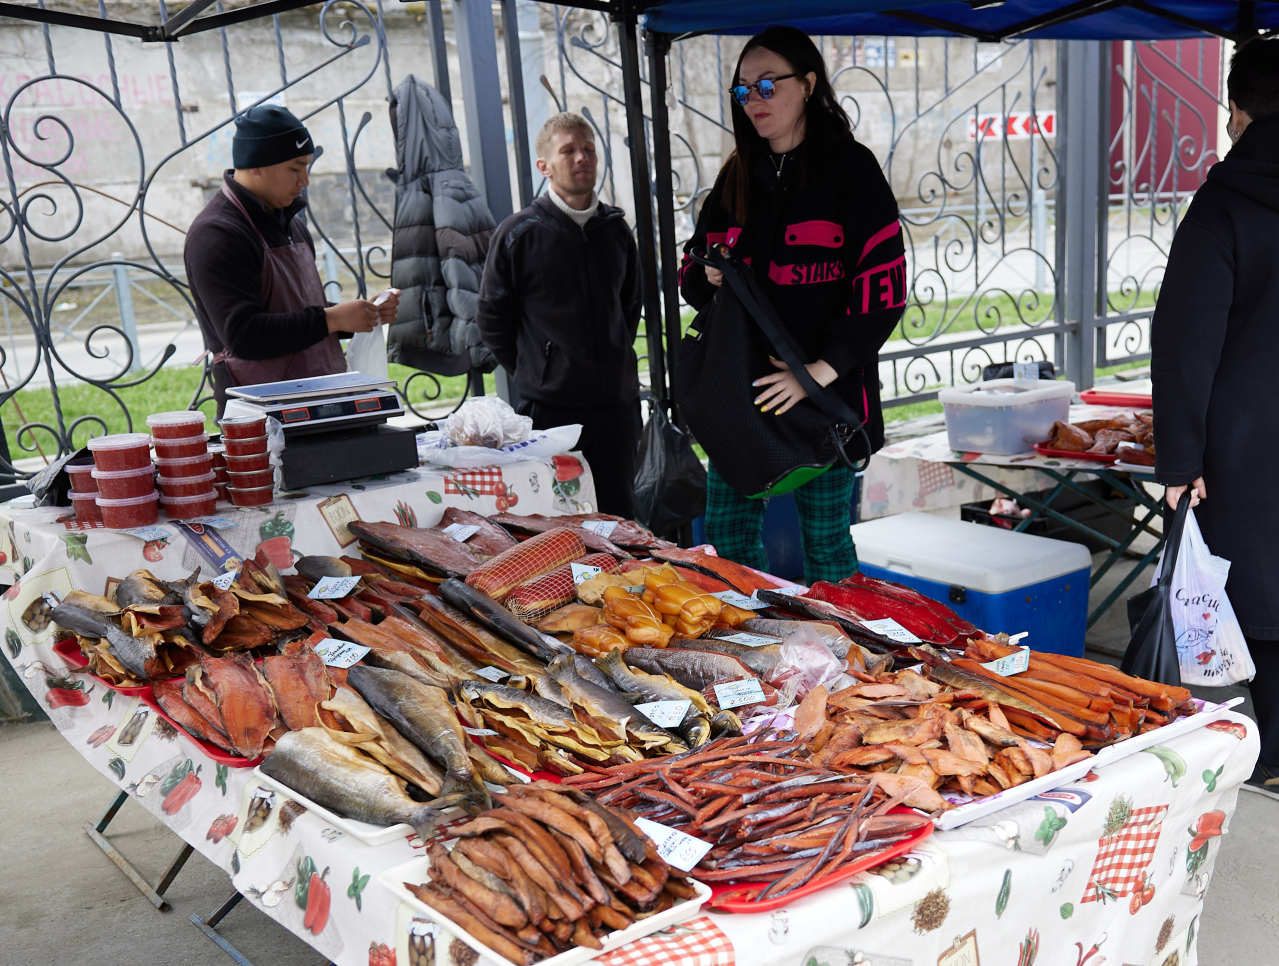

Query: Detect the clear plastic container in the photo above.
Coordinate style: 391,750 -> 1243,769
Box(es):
146,410 -> 207,439
88,433 -> 152,471
92,465 -> 157,500
226,468 -> 273,489
223,435 -> 268,458
97,491 -> 160,529
154,453 -> 215,478
223,451 -> 269,473
157,471 -> 217,499
71,491 -> 103,522
218,415 -> 267,439
66,461 -> 98,495
161,490 -> 218,519
228,483 -> 273,507
209,442 -> 227,469
938,379 -> 1075,455
152,434 -> 209,460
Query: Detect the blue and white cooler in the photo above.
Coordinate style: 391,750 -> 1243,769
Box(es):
849,512 -> 1092,656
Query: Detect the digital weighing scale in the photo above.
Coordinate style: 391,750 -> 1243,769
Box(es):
226,372 -> 418,489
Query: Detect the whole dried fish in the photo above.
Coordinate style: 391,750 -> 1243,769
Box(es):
348,520 -> 482,578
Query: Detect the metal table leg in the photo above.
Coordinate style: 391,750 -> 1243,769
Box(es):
83,789 -> 194,911
190,892 -> 255,966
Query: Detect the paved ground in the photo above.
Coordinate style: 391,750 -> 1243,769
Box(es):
0,551 -> 1270,965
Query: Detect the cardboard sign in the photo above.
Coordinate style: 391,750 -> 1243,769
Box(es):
312,638 -> 371,668
317,494 -> 360,548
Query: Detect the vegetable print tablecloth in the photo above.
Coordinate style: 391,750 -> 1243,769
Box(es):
0,456 -> 1259,966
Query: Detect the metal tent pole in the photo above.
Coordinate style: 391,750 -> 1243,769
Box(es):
644,29 -> 682,417
616,7 -> 667,409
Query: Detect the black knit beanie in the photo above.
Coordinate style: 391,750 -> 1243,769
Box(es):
232,105 -> 314,169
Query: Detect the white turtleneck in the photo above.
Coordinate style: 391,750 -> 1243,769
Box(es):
547,185 -> 598,228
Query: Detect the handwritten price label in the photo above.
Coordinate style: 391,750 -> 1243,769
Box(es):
581,519 -> 619,538
634,700 -> 691,728
861,618 -> 922,644
187,515 -> 237,530
312,638 -> 371,669
712,590 -> 767,610
634,818 -> 712,872
720,632 -> 781,648
714,678 -> 766,709
983,647 -> 1030,677
473,666 -> 509,683
210,570 -> 238,591
571,563 -> 603,586
120,525 -> 173,542
309,575 -> 361,599
442,523 -> 480,543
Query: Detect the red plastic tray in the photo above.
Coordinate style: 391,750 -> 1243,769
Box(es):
1079,389 -> 1152,408
140,690 -> 263,768
1032,443 -> 1119,464
705,810 -> 933,913
53,638 -> 159,698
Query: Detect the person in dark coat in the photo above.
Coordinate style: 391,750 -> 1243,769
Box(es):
477,113 -> 642,517
185,105 -> 398,414
1151,37 -> 1279,794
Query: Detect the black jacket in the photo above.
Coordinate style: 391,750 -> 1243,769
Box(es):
476,194 -> 642,405
679,135 -> 906,453
184,172 -> 330,360
1152,115 -> 1279,637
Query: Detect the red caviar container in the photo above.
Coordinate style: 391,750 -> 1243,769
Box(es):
215,484 -> 230,502
97,491 -> 160,529
66,461 -> 97,495
157,471 -> 217,500
152,434 -> 209,461
88,433 -> 152,472
161,490 -> 218,520
223,451 -> 270,473
228,484 -> 273,507
218,415 -> 267,440
92,465 -> 157,500
146,411 -> 207,440
226,468 -> 273,490
209,443 -> 227,470
154,453 -> 215,479
70,491 -> 102,523
223,435 -> 267,458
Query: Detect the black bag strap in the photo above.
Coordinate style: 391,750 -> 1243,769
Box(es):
691,246 -> 872,471
1155,490 -> 1193,587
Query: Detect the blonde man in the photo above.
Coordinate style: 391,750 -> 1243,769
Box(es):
478,113 -> 642,516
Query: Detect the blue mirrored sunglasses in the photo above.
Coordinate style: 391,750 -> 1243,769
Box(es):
728,73 -> 797,106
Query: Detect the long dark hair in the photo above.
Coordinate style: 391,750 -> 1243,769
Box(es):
723,26 -> 851,222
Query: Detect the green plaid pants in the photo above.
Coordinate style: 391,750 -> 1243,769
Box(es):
704,461 -> 859,584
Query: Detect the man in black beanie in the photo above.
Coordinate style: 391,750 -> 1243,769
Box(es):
185,104 -> 398,413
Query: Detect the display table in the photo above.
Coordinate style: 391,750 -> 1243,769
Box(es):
875,405 -> 1163,627
0,454 -> 1256,966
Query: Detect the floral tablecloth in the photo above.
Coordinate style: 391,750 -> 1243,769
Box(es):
0,451 -> 1258,966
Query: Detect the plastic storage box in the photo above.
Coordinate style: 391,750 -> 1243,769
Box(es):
938,378 -> 1074,454
849,512 -> 1091,655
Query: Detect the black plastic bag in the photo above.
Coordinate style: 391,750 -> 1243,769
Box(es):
1121,491 -> 1191,686
632,392 -> 706,536
27,447 -> 90,508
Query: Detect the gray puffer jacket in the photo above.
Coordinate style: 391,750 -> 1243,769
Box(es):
386,75 -> 496,375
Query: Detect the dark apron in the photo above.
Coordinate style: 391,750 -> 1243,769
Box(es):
212,182 -> 346,414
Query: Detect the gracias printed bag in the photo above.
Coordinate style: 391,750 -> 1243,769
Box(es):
674,248 -> 871,499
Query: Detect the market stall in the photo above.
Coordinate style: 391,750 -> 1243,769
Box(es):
0,440 -> 1257,966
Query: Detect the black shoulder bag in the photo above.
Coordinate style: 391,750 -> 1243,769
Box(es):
674,247 -> 872,499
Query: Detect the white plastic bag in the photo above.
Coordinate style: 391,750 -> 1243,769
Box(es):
1164,508 -> 1255,686
416,425 -> 582,467
441,397 -> 533,448
345,326 -> 389,380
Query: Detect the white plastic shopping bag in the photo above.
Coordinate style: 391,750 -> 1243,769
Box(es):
1162,507 -> 1255,686
345,326 -> 389,380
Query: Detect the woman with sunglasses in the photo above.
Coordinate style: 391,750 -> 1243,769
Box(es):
680,25 -> 906,582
